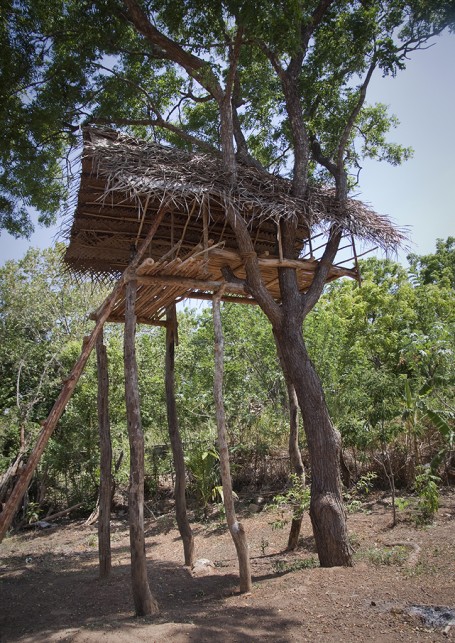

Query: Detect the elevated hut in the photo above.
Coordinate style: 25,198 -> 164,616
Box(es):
64,127 -> 404,322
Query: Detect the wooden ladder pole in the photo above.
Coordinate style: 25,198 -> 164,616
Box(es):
0,208 -> 166,543
165,304 -> 194,566
96,329 -> 112,579
212,289 -> 252,593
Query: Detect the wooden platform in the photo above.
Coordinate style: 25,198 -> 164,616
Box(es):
93,245 -> 357,325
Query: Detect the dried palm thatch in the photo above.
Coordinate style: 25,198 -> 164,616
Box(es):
64,127 -> 406,323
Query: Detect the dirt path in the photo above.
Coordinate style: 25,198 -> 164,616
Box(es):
1,491 -> 454,642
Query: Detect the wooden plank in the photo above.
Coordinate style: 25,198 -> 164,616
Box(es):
133,274 -> 247,295
187,293 -> 258,306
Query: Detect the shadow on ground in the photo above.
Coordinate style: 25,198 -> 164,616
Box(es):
1,548 -> 300,642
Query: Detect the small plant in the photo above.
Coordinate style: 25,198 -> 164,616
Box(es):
343,472 -> 378,513
185,445 -> 221,517
268,474 -> 310,530
24,501 -> 41,524
346,499 -> 363,514
87,534 -> 97,547
355,472 -> 378,495
395,497 -> 410,512
272,557 -> 318,573
414,466 -> 440,525
260,537 -> 269,555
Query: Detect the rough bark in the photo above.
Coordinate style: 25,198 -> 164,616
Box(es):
96,331 -> 112,579
124,278 -> 159,616
273,322 -> 352,567
165,305 -> 194,567
286,380 -> 306,551
275,339 -> 306,551
212,294 -> 252,593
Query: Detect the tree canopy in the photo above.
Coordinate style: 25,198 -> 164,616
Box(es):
2,0 -> 454,236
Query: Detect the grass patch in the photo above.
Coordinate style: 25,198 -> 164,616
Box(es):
355,545 -> 408,567
272,557 -> 319,573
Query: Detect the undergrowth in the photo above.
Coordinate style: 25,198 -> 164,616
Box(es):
272,557 -> 319,573
355,545 -> 408,566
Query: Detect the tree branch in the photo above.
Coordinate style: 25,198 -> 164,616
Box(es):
122,0 -> 223,100
88,117 -> 220,155
288,0 -> 335,78
337,61 -> 376,169
301,226 -> 342,317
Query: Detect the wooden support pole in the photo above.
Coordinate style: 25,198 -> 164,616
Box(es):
212,292 -> 252,593
0,208 -> 166,543
124,277 -> 159,616
96,330 -> 112,579
165,305 -> 194,566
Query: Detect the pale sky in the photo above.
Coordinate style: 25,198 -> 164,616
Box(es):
1,32 -> 454,266
358,32 -> 455,263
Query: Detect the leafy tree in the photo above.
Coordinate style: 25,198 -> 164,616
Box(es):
2,0 -> 454,567
0,246 -> 108,507
305,248 -> 455,484
408,237 -> 455,288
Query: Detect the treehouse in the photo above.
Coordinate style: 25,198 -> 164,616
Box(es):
64,127 -> 403,322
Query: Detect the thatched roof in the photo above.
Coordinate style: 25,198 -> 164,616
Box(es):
64,127 -> 406,323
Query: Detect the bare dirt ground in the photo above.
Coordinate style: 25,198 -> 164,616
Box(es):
1,490 -> 454,642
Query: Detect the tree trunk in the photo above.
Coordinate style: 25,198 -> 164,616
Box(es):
275,341 -> 306,551
96,330 -> 112,579
124,278 -> 159,616
212,294 -> 252,593
274,322 -> 352,567
165,305 -> 194,567
286,381 -> 306,551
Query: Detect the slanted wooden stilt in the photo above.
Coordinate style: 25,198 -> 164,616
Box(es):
96,330 -> 112,578
124,277 -> 159,616
165,304 -> 194,566
0,208 -> 166,544
212,292 -> 252,593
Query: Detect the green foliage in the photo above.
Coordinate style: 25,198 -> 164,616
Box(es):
303,241 -> 455,484
344,472 -> 377,512
24,501 -> 41,524
414,466 -> 440,524
408,237 -> 455,289
1,238 -> 454,511
2,1 -> 454,235
395,497 -> 410,512
268,473 -> 310,529
184,444 -> 221,516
